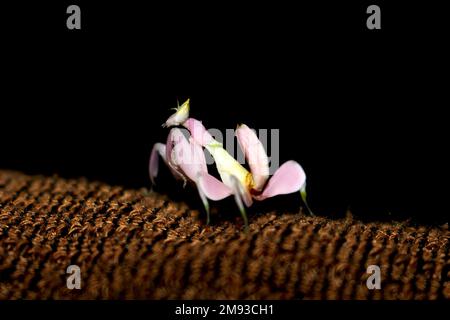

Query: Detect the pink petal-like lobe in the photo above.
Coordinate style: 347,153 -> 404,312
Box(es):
169,128 -> 207,183
255,160 -> 306,200
165,129 -> 189,181
183,118 -> 216,147
197,172 -> 233,201
236,124 -> 269,191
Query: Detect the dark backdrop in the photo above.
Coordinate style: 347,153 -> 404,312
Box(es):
1,1 -> 448,224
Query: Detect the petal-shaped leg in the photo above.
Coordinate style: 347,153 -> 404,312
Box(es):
169,128 -> 208,183
236,124 -> 270,191
166,127 -> 209,186
199,173 -> 250,230
197,172 -> 233,201
183,118 -> 219,147
255,160 -> 306,200
168,128 -> 220,224
165,129 -> 188,184
149,143 -> 167,185
197,173 -> 233,226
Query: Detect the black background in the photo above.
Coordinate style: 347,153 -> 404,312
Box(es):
1,300 -> 447,319
1,300 -> 446,319
1,1 -> 448,224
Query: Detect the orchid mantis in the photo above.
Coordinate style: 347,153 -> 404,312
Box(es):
150,99 -> 313,230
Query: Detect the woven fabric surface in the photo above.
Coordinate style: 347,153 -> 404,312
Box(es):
0,170 -> 448,300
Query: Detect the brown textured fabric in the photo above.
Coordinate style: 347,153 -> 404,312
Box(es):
0,170 -> 448,300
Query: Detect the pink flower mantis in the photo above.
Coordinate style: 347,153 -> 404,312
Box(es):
149,99 -> 313,230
